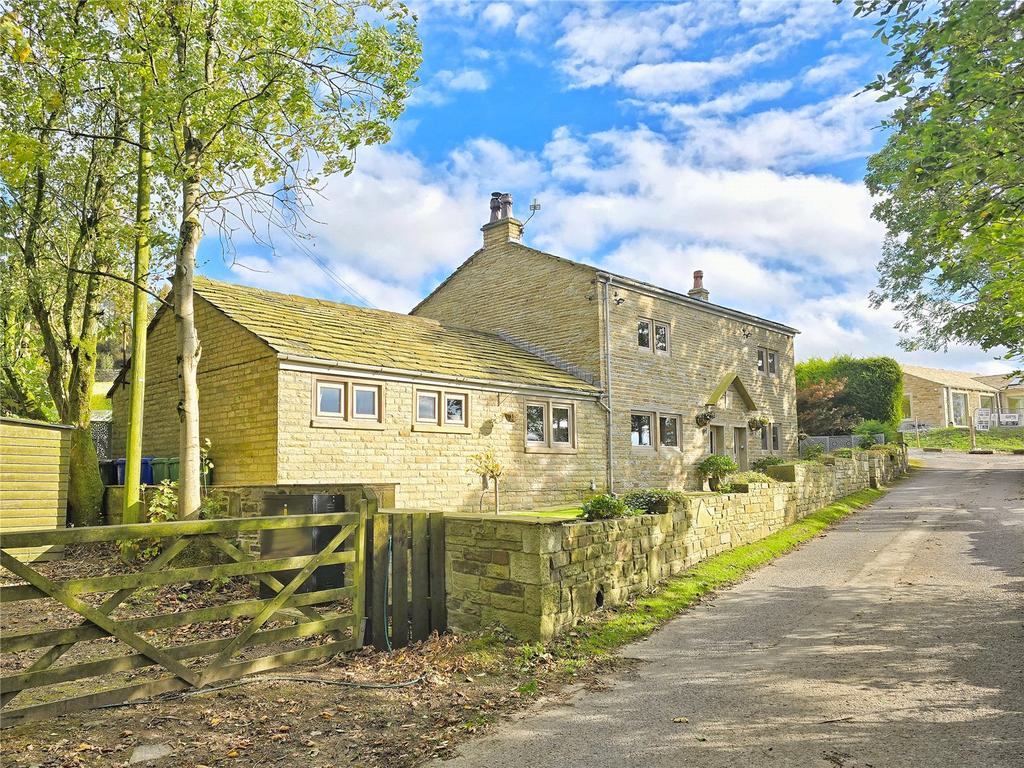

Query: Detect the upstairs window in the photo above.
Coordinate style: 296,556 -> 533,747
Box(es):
526,400 -> 575,451
637,319 -> 652,350
757,347 -> 779,377
654,322 -> 670,354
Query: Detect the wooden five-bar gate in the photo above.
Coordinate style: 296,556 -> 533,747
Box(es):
0,504 -> 370,722
0,498 -> 448,722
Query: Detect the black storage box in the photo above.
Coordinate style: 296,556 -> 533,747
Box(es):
259,494 -> 346,598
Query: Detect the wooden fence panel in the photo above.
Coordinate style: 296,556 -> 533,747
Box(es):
366,509 -> 447,651
0,510 -> 366,722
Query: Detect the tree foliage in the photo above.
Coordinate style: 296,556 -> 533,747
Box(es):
796,355 -> 903,425
851,0 -> 1024,364
797,378 -> 861,436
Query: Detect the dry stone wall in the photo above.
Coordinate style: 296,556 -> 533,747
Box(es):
446,451 -> 907,641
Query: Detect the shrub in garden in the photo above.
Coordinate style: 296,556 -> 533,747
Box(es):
621,488 -> 686,514
831,448 -> 855,458
696,454 -> 739,491
803,443 -> 826,461
751,455 -> 786,472
728,471 -> 774,486
582,494 -> 636,521
855,418 -> 897,444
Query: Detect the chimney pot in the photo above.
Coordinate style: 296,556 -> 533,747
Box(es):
481,191 -> 523,247
688,269 -> 710,301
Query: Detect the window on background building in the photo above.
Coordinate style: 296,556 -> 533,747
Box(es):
416,391 -> 438,423
771,424 -> 780,451
659,415 -> 679,448
980,395 -> 994,411
637,319 -> 652,350
951,391 -> 968,426
902,395 -> 913,420
654,322 -> 670,354
631,413 -> 653,447
1009,396 -> 1024,414
317,382 -> 345,417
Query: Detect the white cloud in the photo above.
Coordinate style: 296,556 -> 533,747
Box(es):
481,2 -> 515,30
409,67 -> 491,106
803,53 -> 868,86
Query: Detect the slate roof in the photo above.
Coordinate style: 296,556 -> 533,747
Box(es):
194,277 -> 599,395
901,364 -> 999,392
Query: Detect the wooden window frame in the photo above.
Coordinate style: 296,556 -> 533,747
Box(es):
413,388 -> 471,433
311,376 -> 384,429
637,318 -> 653,351
525,400 -> 577,453
654,321 -> 671,355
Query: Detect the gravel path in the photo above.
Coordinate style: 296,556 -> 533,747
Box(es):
435,453 -> 1024,768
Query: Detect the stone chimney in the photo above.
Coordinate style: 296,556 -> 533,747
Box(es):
688,270 -> 709,301
481,191 -> 523,248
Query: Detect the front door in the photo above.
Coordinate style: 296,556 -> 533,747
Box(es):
733,427 -> 748,470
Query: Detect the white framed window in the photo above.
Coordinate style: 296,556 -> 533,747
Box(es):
312,376 -> 384,428
951,391 -> 968,426
771,424 -> 780,451
352,385 -> 379,420
525,400 -> 576,451
631,412 -> 653,447
637,318 -> 652,350
416,391 -> 439,423
659,415 -> 679,448
445,393 -> 467,426
316,381 -> 345,418
654,322 -> 670,354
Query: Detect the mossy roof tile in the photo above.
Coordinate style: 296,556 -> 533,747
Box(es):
195,277 -> 597,394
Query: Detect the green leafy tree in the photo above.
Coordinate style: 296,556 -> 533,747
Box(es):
143,0 -> 421,518
1,0 -> 136,524
797,378 -> 860,436
796,355 -> 903,425
851,0 -> 1024,364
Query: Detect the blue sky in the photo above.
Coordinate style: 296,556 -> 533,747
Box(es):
199,0 -> 1012,374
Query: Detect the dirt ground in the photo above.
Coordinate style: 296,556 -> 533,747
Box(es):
1,543 -> 615,768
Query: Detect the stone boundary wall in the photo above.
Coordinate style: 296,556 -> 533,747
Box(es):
445,450 -> 907,641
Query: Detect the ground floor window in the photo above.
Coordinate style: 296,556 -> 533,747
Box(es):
659,416 -> 679,448
415,388 -> 470,428
951,391 -> 968,426
525,400 -> 576,451
760,424 -> 769,450
771,424 -> 780,451
312,376 -> 383,426
631,413 -> 653,447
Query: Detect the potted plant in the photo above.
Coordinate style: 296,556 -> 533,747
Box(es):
696,454 -> 739,491
748,415 -> 769,432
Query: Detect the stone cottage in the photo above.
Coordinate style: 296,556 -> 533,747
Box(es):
971,373 -> 1024,423
900,364 -> 1001,428
110,195 -> 799,510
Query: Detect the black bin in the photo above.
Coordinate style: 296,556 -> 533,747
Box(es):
259,494 -> 346,598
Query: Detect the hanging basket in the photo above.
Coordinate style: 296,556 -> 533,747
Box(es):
748,416 -> 769,432
695,408 -> 716,428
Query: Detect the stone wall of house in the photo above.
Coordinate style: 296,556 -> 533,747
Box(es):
412,223 -> 801,493
110,297 -> 279,485
605,281 -> 799,492
411,226 -> 604,384
902,373 -> 996,428
445,451 -> 907,641
275,367 -> 608,512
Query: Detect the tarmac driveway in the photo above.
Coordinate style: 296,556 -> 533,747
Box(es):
435,452 -> 1024,768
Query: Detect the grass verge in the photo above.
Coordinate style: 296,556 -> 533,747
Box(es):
547,486 -> 887,665
914,426 -> 1024,452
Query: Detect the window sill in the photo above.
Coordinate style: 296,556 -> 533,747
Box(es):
525,444 -> 577,455
412,423 -> 472,435
310,418 -> 386,430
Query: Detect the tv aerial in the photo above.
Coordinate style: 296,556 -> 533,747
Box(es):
523,198 -> 541,227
